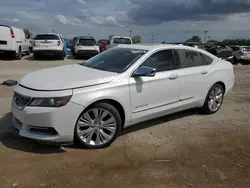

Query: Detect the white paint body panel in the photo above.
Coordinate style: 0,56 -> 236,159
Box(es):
0,25 -> 29,53
11,44 -> 235,143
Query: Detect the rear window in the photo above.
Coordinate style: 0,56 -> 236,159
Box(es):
98,40 -> 108,44
113,37 -> 132,44
241,47 -> 250,52
77,39 -> 96,46
35,34 -> 59,40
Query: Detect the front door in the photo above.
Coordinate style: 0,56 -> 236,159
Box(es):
129,49 -> 181,121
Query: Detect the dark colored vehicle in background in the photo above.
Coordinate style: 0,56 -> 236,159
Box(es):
98,39 -> 109,52
183,42 -> 206,50
71,36 -> 79,55
66,39 -> 72,49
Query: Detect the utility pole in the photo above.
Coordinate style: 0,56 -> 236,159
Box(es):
129,30 -> 132,38
204,31 -> 208,43
152,34 -> 154,43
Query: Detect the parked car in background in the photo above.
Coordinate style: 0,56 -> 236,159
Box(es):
107,35 -> 133,49
71,37 -> 79,55
74,36 -> 99,59
11,44 -> 235,149
98,39 -> 109,52
66,39 -> 72,49
33,33 -> 66,60
183,42 -> 207,50
230,45 -> 250,64
0,24 -> 30,59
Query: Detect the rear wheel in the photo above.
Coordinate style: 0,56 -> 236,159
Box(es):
26,48 -> 30,55
59,52 -> 64,60
16,47 -> 22,60
201,84 -> 224,114
74,103 -> 122,149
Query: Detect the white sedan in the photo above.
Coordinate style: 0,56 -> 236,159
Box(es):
11,44 -> 235,149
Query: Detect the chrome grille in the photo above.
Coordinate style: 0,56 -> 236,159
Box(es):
13,117 -> 23,130
13,92 -> 32,109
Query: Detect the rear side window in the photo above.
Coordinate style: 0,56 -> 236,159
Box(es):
78,39 -> 96,46
141,50 -> 176,72
200,53 -> 213,65
35,35 -> 59,40
177,49 -> 204,68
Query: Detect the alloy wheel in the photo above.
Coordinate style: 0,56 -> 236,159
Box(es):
76,108 -> 117,146
208,87 -> 223,112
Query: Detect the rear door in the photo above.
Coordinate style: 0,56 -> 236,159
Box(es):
34,34 -> 60,49
176,49 -> 214,102
76,38 -> 99,51
0,25 -> 14,51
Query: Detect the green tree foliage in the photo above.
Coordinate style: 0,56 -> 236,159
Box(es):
185,36 -> 202,43
222,39 -> 250,46
132,35 -> 141,43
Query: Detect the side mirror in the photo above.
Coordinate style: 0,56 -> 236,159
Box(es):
132,66 -> 156,77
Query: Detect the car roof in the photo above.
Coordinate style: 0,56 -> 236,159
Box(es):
78,36 -> 95,39
116,44 -> 202,51
112,36 -> 131,39
116,44 -> 216,57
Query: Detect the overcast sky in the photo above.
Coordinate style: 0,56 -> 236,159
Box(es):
0,0 -> 250,42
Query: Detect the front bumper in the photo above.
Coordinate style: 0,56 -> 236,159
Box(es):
11,92 -> 85,143
76,50 -> 99,57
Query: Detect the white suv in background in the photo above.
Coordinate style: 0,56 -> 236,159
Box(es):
33,33 -> 65,60
107,35 -> 133,49
74,36 -> 99,59
231,45 -> 250,64
0,24 -> 30,59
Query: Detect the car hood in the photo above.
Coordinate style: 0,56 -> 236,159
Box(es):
19,64 -> 118,91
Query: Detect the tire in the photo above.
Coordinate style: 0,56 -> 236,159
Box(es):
201,84 -> 225,114
232,57 -> 237,64
16,47 -> 22,60
74,103 -> 122,149
59,52 -> 64,60
33,53 -> 38,60
26,48 -> 30,55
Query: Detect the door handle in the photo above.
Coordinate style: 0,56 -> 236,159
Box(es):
169,74 -> 179,80
201,70 -> 208,75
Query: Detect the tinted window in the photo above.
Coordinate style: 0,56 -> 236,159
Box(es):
82,48 -> 147,73
35,34 -> 59,40
98,40 -> 108,45
78,39 -> 96,46
231,47 -> 239,51
113,38 -> 132,44
241,47 -> 250,52
200,53 -> 213,65
178,49 -> 204,68
141,50 -> 176,72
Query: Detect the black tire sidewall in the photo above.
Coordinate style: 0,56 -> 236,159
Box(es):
202,84 -> 225,114
74,103 -> 122,149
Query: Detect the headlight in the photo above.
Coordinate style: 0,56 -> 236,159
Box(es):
29,96 -> 71,107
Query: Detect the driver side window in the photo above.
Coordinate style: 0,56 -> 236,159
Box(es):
140,50 -> 176,72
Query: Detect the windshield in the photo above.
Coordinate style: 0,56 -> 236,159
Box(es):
77,39 -> 96,46
35,34 -> 59,40
242,47 -> 250,52
81,48 -> 147,73
98,40 -> 108,44
113,37 -> 132,44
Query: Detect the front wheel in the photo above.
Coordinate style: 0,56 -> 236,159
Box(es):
74,103 -> 122,149
201,84 -> 224,114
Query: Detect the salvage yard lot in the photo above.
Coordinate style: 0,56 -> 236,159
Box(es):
0,55 -> 249,188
